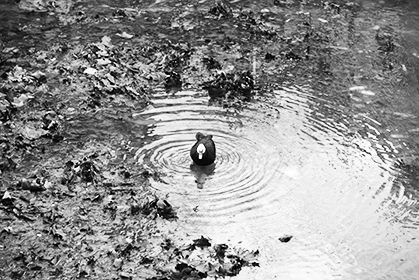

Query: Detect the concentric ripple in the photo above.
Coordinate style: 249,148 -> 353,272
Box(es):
133,86 -> 418,280
135,90 -> 288,223
134,87 -> 396,229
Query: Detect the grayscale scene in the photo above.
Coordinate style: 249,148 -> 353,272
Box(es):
1,0 -> 418,279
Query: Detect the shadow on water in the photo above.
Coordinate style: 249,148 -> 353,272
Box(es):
190,162 -> 215,189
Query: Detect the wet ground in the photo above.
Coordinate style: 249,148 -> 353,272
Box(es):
1,0 -> 419,279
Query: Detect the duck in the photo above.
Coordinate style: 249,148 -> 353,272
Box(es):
190,132 -> 216,166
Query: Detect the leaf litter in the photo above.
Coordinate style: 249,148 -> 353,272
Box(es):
1,0 -> 405,278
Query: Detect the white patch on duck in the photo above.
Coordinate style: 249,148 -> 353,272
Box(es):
197,143 -> 206,159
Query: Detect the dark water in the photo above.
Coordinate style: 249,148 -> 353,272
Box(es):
2,0 -> 419,279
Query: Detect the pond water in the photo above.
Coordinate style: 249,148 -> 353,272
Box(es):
2,0 -> 419,279
136,85 -> 416,279
131,1 -> 419,279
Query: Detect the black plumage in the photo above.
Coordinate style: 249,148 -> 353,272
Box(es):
190,132 -> 216,166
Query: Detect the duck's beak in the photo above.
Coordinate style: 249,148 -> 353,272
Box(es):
197,144 -> 206,159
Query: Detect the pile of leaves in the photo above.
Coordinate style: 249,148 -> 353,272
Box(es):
148,236 -> 259,280
0,142 -> 176,279
203,70 -> 255,105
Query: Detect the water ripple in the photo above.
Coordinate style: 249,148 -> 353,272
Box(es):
135,89 -> 289,223
133,86 -> 416,280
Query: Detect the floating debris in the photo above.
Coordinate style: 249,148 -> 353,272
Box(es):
278,235 -> 293,243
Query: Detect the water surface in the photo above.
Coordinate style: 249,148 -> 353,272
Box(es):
129,1 -> 419,279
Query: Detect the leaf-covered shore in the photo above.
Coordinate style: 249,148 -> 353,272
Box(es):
2,0 -> 404,278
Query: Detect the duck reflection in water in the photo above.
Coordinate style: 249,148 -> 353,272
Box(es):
190,132 -> 216,188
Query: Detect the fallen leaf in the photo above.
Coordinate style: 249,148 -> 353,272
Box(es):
97,58 -> 112,65
116,31 -> 134,39
360,90 -> 376,96
278,235 -> 293,242
84,67 -> 97,75
113,258 -> 123,269
12,94 -> 34,107
102,35 -> 113,46
2,191 -> 12,200
19,126 -> 49,140
349,85 -> 366,91
18,179 -> 46,192
193,236 -> 211,248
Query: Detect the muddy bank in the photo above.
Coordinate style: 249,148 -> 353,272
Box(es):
0,35 -> 259,279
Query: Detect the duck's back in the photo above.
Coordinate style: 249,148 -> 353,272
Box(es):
190,134 -> 216,165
